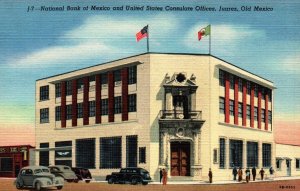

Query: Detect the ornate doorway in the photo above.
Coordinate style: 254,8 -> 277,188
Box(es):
170,142 -> 190,176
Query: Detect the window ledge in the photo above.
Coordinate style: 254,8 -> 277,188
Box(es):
218,122 -> 272,133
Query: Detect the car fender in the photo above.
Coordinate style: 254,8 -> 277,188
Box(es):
33,177 -> 50,187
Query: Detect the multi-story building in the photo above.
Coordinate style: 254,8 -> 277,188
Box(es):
35,53 -> 278,181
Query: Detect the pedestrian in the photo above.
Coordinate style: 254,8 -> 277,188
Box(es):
238,167 -> 243,182
232,166 -> 238,181
269,167 -> 275,180
159,168 -> 163,183
259,168 -> 265,180
208,168 -> 213,183
252,167 -> 257,181
162,169 -> 168,185
245,168 -> 250,183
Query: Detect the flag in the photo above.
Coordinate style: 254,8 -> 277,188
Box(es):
136,25 -> 148,42
198,25 -> 211,41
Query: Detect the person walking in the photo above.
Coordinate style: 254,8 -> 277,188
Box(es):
238,167 -> 243,182
245,168 -> 250,183
162,169 -> 168,185
259,168 -> 265,180
269,167 -> 275,180
232,166 -> 238,181
208,168 -> 213,183
252,167 -> 257,181
159,169 -> 163,183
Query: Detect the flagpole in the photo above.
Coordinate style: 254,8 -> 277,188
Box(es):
209,24 -> 211,55
147,25 -> 149,53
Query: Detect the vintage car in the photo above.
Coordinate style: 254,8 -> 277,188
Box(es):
71,167 -> 93,183
106,167 -> 152,185
49,165 -> 78,182
15,166 -> 64,191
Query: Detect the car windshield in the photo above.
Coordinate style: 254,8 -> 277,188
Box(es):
34,169 -> 50,174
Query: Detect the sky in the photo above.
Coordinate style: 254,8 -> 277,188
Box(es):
0,0 -> 299,146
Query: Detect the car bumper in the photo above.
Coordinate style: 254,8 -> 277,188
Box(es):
42,183 -> 63,188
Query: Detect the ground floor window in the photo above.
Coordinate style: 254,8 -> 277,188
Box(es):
219,138 -> 225,168
276,159 -> 282,170
296,159 -> 300,169
76,138 -> 95,169
55,160 -> 72,167
230,140 -> 243,168
39,143 -> 49,166
126,135 -> 138,167
247,142 -> 258,167
262,143 -> 271,167
100,137 -> 122,169
0,158 -> 13,172
55,141 -> 72,167
139,147 -> 146,164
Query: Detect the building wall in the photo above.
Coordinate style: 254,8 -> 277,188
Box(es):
276,144 -> 300,177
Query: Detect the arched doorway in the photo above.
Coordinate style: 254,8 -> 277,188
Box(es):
170,141 -> 190,176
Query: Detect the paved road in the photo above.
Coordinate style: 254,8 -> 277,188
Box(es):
1,178 -> 299,191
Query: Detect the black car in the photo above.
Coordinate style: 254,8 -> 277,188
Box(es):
71,167 -> 92,183
106,168 -> 151,185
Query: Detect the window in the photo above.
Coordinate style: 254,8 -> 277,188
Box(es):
55,106 -> 61,121
238,103 -> 243,118
230,140 -> 243,168
267,89 -> 272,101
114,70 -> 121,82
238,78 -> 243,92
247,81 -> 251,95
55,83 -> 61,98
219,138 -> 225,168
296,159 -> 300,169
261,109 -> 265,123
100,137 -> 122,169
40,85 -> 49,101
0,158 -> 13,172
247,142 -> 258,167
247,105 -> 251,119
126,136 -> 138,167
128,94 -> 137,112
261,88 -> 265,100
66,81 -> 72,96
77,103 -> 83,118
219,70 -> 225,87
114,96 -> 122,114
254,107 -> 258,121
66,104 -> 72,120
219,97 -> 225,114
101,99 -> 108,115
39,143 -> 49,166
262,143 -> 271,167
276,159 -> 282,170
128,65 -> 137,84
89,75 -> 95,82
230,75 -> 234,89
213,149 -> 218,163
268,111 -> 272,124
229,100 -> 234,116
139,147 -> 146,164
254,84 -> 258,97
77,78 -> 83,90
40,108 -> 49,123
55,141 -> 72,165
76,138 -> 95,169
101,73 -> 108,85
89,101 -> 95,117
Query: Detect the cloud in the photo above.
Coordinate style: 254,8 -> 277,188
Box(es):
279,54 -> 300,74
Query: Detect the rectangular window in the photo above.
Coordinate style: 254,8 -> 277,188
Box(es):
261,88 -> 265,100
40,108 -> 49,123
76,138 -> 95,169
268,89 -> 272,101
66,81 -> 72,96
230,75 -> 235,89
247,105 -> 251,119
77,103 -> 83,118
101,99 -> 108,115
213,149 -> 218,164
55,106 -> 61,121
126,135 -> 138,167
247,81 -> 251,95
101,73 -> 108,85
89,75 -> 95,82
262,143 -> 271,167
114,70 -> 121,82
0,158 -> 13,172
230,140 -> 243,168
247,142 -> 258,167
238,103 -> 243,118
40,85 -> 49,101
66,104 -> 72,120
55,83 -> 61,98
39,143 -> 49,167
219,70 -> 225,87
128,65 -> 137,84
219,97 -> 225,114
128,94 -> 137,112
254,84 -> 258,97
139,147 -> 146,164
268,111 -> 272,124
238,78 -> 243,92
89,101 -> 96,117
254,107 -> 258,121
219,138 -> 225,168
77,78 -> 83,91
261,109 -> 265,123
229,100 -> 234,116
100,137 -> 122,169
296,159 -> 300,169
55,141 -> 72,160
114,96 -> 122,114
276,159 -> 282,170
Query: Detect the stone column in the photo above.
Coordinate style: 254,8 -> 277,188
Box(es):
191,91 -> 196,111
226,138 -> 230,168
191,130 -> 202,180
258,141 -> 262,169
160,130 -> 168,165
243,140 -> 247,168
193,132 -> 199,165
165,92 -> 173,111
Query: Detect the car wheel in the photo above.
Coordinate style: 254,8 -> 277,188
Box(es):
15,181 -> 23,189
74,179 -> 79,183
142,182 -> 148,185
57,186 -> 63,190
131,177 -> 138,185
108,177 -> 114,184
85,180 -> 91,183
35,181 -> 42,191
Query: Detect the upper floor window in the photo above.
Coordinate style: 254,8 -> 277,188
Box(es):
55,83 -> 61,98
89,101 -> 96,117
247,105 -> 251,119
229,75 -> 234,89
89,75 -> 95,83
40,85 -> 49,101
128,94 -> 137,112
268,111 -> 272,124
261,88 -> 265,100
114,70 -> 121,82
101,99 -> 108,115
246,81 -> 251,95
128,66 -> 137,85
254,84 -> 258,97
267,89 -> 272,101
219,70 -> 225,87
238,78 -> 243,92
101,73 -> 108,85
77,78 -> 83,91
254,107 -> 258,121
261,109 -> 265,122
66,104 -> 72,120
66,81 -> 72,96
55,106 -> 61,121
229,100 -> 234,116
77,103 -> 83,118
40,108 -> 49,123
219,97 -> 225,114
114,96 -> 122,114
238,103 -> 243,118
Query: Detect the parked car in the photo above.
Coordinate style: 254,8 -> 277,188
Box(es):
71,167 -> 93,183
106,167 -> 151,185
15,166 -> 64,191
49,165 -> 78,182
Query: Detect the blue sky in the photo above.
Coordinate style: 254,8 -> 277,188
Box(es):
0,0 -> 299,126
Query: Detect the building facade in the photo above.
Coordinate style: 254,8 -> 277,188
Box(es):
35,53 -> 277,181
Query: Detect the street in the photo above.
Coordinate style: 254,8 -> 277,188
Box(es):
1,179 -> 299,191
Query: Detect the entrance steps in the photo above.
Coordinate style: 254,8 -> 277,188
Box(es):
168,176 -> 200,182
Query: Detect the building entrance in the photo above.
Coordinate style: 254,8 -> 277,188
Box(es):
170,142 -> 190,176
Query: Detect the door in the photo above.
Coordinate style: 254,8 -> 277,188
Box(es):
171,142 -> 190,176
286,160 -> 291,176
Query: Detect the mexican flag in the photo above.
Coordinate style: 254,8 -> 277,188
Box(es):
198,25 -> 211,41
